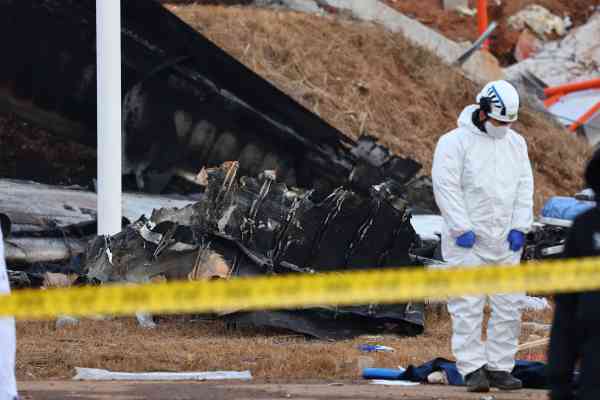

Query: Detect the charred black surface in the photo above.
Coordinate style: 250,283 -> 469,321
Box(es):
81,164 -> 424,339
0,0 -> 426,201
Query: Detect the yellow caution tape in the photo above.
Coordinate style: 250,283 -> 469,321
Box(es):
2,257 -> 600,320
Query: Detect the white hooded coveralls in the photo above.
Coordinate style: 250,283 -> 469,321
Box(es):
432,105 -> 534,377
0,229 -> 18,399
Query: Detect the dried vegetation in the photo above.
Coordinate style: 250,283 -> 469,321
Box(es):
16,308 -> 551,380
169,4 -> 592,210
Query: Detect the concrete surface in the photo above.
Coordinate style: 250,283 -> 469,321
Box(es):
318,0 -> 504,84
19,381 -> 549,400
256,0 -> 504,84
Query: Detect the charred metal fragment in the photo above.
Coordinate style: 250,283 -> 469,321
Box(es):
81,164 -> 424,339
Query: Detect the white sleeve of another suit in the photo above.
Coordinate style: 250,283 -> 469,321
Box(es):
0,230 -> 18,400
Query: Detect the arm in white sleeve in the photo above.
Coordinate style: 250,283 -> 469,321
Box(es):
431,134 -> 472,237
0,230 -> 8,294
511,139 -> 534,233
0,227 -> 18,399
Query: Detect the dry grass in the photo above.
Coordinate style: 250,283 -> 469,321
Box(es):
15,313 -> 448,380
167,4 -> 592,210
16,314 -> 449,380
16,307 -> 552,380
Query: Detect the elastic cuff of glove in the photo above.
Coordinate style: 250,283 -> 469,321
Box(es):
452,229 -> 473,238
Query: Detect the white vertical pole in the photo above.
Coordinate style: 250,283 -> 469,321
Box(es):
96,0 -> 122,236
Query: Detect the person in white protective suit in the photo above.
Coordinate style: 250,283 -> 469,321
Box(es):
0,228 -> 18,400
432,80 -> 534,393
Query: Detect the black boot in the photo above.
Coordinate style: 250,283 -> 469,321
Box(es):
486,370 -> 522,390
465,367 -> 490,393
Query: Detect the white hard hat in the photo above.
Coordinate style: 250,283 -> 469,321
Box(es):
476,80 -> 520,123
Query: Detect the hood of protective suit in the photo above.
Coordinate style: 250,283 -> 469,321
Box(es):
457,105 -> 486,136
457,105 -> 511,140
432,105 -> 534,263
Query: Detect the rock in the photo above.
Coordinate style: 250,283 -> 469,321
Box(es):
56,316 -> 79,328
462,48 -> 505,83
427,370 -> 449,384
507,4 -> 568,39
505,13 -> 600,86
442,0 -> 468,12
514,29 -> 543,62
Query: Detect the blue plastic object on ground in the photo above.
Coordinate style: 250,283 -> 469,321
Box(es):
363,368 -> 406,380
542,197 -> 595,221
358,344 -> 395,353
362,358 -> 576,389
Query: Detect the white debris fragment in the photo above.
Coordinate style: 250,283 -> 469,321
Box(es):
519,296 -> 551,311
456,6 -> 477,17
139,223 -> 163,244
217,205 -> 237,233
522,321 -> 551,332
507,5 -> 568,38
105,247 -> 113,265
563,16 -> 573,30
369,379 -> 420,386
410,214 -> 444,242
73,368 -> 253,381
135,313 -> 157,329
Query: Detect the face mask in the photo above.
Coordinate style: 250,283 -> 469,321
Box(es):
484,121 -> 509,139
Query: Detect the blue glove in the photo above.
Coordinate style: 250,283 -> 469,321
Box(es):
507,229 -> 525,252
456,231 -> 476,248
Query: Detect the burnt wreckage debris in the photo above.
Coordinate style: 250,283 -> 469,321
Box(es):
0,0 -> 430,205
0,1 -> 567,337
0,0 -> 571,341
0,0 -> 432,338
81,163 -> 424,339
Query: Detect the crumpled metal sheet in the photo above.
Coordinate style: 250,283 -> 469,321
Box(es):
83,163 -> 424,339
225,304 -> 424,340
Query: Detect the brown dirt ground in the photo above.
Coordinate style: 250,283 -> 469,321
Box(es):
168,4 -> 592,211
15,308 -> 552,381
383,0 -> 600,65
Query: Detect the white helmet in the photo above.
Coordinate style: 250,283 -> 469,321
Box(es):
476,80 -> 520,123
